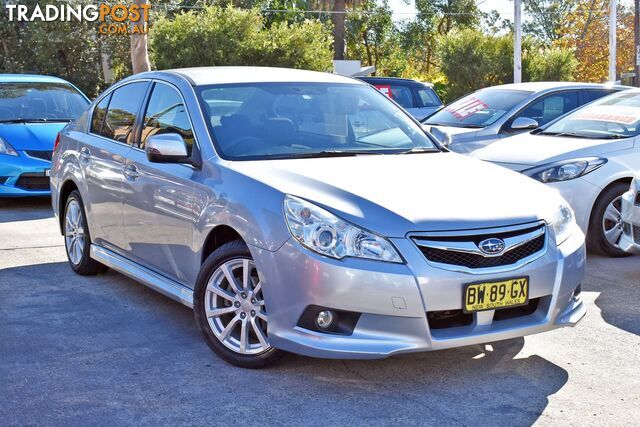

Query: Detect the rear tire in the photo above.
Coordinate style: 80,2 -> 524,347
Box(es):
193,240 -> 284,368
587,183 -> 632,257
63,190 -> 108,275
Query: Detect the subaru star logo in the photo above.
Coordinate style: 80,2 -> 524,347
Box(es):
478,238 -> 505,255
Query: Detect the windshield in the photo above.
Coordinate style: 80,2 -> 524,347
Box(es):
0,82 -> 89,123
196,83 -> 438,160
424,89 -> 532,128
540,91 -> 640,139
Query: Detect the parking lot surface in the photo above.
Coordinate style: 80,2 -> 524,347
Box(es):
1,198 -> 639,426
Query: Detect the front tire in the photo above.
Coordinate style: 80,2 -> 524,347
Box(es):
193,240 -> 284,368
588,183 -> 632,257
63,190 -> 108,275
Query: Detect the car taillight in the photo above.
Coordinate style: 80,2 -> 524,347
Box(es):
53,133 -> 61,152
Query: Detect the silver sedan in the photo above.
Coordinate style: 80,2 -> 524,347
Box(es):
51,67 -> 586,367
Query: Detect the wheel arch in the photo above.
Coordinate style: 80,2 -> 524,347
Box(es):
588,177 -> 633,229
201,225 -> 244,265
58,179 -> 80,234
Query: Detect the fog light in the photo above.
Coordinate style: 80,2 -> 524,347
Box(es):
572,284 -> 582,301
316,310 -> 334,329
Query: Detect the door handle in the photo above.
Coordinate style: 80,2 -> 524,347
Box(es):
80,147 -> 91,162
124,164 -> 140,180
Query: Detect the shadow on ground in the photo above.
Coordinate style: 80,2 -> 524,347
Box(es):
0,196 -> 53,223
584,255 -> 640,336
1,261 -> 569,425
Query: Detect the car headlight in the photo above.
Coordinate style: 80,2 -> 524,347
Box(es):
523,157 -> 607,183
0,137 -> 17,156
552,203 -> 576,245
284,195 -> 403,263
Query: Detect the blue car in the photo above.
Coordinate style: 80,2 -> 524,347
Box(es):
0,74 -> 89,197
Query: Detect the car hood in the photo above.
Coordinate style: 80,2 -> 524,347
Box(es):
473,132 -> 635,168
0,123 -> 66,151
229,152 -> 563,237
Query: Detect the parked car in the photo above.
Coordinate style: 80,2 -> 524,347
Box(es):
473,89 -> 640,257
356,76 -> 443,120
0,74 -> 90,197
620,173 -> 640,255
52,67 -> 585,368
423,82 -> 628,154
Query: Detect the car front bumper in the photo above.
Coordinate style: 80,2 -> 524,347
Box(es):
620,189 -> 640,255
0,151 -> 52,197
254,225 -> 586,359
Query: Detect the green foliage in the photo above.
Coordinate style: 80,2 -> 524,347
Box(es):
528,47 -> 577,82
438,29 -> 577,102
150,6 -> 332,71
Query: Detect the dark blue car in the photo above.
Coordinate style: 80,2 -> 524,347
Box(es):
0,74 -> 89,197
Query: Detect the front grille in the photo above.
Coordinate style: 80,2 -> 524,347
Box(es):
25,150 -> 53,161
15,173 -> 50,191
414,224 -> 546,270
634,225 -> 640,245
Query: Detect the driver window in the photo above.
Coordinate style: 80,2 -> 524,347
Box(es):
515,92 -> 578,127
140,83 -> 194,154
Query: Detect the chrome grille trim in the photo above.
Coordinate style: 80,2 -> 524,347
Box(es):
411,221 -> 548,274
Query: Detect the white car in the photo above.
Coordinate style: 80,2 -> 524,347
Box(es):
474,89 -> 640,257
620,174 -> 640,254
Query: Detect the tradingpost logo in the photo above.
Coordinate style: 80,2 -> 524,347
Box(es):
3,2 -> 151,35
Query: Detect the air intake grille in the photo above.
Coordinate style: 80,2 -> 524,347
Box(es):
0,177 -> 8,185
25,150 -> 53,161
413,224 -> 546,270
634,225 -> 640,245
15,173 -> 50,191
635,192 -> 640,206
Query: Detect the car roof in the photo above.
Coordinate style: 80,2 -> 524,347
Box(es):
484,81 -> 629,92
0,74 -> 72,84
151,67 -> 365,86
357,76 -> 433,87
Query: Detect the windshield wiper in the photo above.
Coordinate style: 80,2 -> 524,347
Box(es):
0,118 -> 71,124
269,150 -> 386,159
537,131 -> 589,138
396,147 -> 441,154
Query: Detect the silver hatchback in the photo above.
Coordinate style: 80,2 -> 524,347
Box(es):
51,67 -> 586,367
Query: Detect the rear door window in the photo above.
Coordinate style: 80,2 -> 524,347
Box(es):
101,82 -> 149,145
582,89 -> 617,105
417,87 -> 442,108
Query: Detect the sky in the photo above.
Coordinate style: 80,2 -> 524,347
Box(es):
387,0 -> 518,22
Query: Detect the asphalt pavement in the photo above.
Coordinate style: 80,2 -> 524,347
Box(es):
1,197 -> 639,426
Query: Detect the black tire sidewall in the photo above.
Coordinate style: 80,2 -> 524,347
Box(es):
64,190 -> 107,275
588,183 -> 632,257
193,240 -> 283,368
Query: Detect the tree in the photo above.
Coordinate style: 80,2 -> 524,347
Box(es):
150,5 -> 333,71
555,0 -> 635,82
439,29 -> 576,101
131,0 -> 151,74
523,0 -> 576,45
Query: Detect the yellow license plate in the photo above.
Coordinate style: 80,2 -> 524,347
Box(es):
463,277 -> 529,313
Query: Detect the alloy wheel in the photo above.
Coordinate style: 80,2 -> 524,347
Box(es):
65,199 -> 85,265
602,195 -> 624,248
204,258 -> 270,355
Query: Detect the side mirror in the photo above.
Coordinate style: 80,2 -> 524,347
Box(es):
510,117 -> 539,131
145,133 -> 189,164
427,125 -> 451,147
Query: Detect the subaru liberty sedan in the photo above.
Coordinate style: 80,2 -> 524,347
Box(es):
0,74 -> 89,196
424,82 -> 627,154
51,67 -> 586,368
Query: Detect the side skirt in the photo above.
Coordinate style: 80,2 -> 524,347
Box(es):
90,244 -> 194,308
